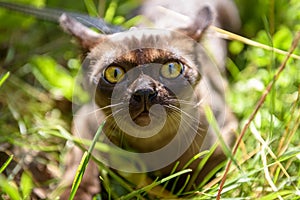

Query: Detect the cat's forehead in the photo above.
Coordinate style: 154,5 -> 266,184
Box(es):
108,28 -> 185,48
113,48 -> 177,66
88,28 -> 199,66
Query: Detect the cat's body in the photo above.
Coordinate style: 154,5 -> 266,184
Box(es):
59,0 -> 240,199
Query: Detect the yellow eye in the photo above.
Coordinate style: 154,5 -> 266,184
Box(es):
160,61 -> 184,79
104,66 -> 125,84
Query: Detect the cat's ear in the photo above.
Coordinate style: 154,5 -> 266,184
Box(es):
178,6 -> 214,41
59,14 -> 105,50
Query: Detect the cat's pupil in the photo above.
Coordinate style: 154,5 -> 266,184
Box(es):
168,63 -> 175,74
114,68 -> 121,78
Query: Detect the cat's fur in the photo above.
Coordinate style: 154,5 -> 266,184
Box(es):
59,0 -> 240,199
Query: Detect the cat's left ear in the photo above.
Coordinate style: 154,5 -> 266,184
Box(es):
59,14 -> 105,50
178,6 -> 214,41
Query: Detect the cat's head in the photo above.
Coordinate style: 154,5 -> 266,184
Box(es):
60,7 -> 214,150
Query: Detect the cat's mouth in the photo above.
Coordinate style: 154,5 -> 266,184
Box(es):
132,110 -> 151,126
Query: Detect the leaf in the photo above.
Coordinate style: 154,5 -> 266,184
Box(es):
0,175 -> 21,200
20,171 -> 33,200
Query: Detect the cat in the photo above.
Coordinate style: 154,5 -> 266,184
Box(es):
59,0 -> 240,199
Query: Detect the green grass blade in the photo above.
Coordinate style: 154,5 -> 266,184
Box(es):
161,161 -> 179,193
120,169 -> 192,199
69,151 -> 89,200
259,190 -> 294,200
92,156 -> 135,195
170,151 -> 208,193
84,0 -> 98,17
197,160 -> 226,189
160,169 -> 192,184
0,71 -> 10,87
0,155 -> 13,173
68,121 -> 105,200
176,174 -> 190,195
203,106 -> 238,167
185,143 -> 218,191
104,0 -> 117,23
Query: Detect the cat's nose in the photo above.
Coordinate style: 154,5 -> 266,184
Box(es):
132,88 -> 157,103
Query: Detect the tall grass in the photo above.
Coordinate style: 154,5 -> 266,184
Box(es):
0,0 -> 299,199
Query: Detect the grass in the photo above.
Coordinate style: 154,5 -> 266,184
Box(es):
0,0 -> 300,199
68,122 -> 105,200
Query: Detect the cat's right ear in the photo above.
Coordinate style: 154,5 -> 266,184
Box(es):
59,14 -> 105,50
178,6 -> 214,41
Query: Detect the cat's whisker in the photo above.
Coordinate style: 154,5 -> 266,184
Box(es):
103,111 -> 117,121
102,108 -> 125,138
93,103 -> 123,112
112,111 -> 130,147
102,102 -> 124,109
73,102 -> 124,117
170,98 -> 205,108
171,113 -> 204,153
193,98 -> 204,108
164,105 -> 201,135
166,104 -> 200,123
166,105 -> 208,141
167,111 -> 199,152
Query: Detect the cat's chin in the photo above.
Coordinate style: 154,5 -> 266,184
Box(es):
133,112 -> 151,127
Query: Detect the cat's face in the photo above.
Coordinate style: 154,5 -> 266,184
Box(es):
96,49 -> 196,127
87,31 -> 200,116
59,9 -> 214,151
81,29 -> 205,149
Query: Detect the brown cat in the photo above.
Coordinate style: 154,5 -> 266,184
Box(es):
59,0 -> 240,199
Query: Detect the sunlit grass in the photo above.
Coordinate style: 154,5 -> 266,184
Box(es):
0,0 -> 299,199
